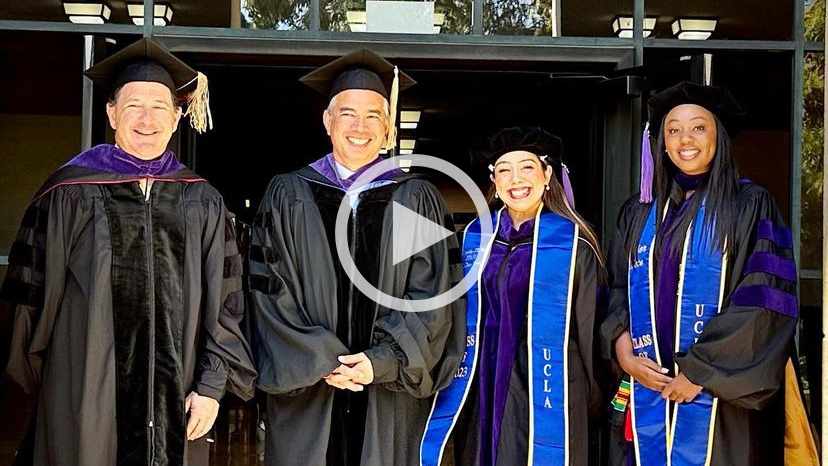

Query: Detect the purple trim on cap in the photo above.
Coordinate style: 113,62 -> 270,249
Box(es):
639,123 -> 654,203
730,284 -> 798,318
744,252 -> 797,282
756,220 -> 793,249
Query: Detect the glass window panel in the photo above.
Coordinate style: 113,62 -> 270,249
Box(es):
44,0 -> 254,29
643,49 -> 793,219
0,2 -> 132,24
805,0 -> 825,42
242,0 -> 310,29
643,0 -> 792,41
319,0 -> 471,34
799,0 -> 825,420
486,0 -> 645,37
801,51 -> 823,272
0,1 -> 238,27
799,278 -> 820,411
144,0 -> 241,28
711,53 -> 793,221
560,0 -> 631,38
484,0 -> 557,35
0,32 -> 84,260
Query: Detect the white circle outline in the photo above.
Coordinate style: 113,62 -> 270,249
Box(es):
333,154 -> 494,312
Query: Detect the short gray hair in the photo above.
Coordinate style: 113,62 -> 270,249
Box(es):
327,92 -> 390,117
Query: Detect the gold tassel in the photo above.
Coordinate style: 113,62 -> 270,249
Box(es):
384,66 -> 400,151
185,71 -> 213,134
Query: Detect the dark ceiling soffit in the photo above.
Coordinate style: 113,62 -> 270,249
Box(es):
0,19 -> 140,35
599,75 -> 642,98
1,20 -> 816,54
152,26 -> 629,46
155,33 -> 634,64
645,38 -> 796,51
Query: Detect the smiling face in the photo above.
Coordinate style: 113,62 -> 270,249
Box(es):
663,103 -> 718,175
491,150 -> 553,218
323,88 -> 389,171
106,81 -> 182,160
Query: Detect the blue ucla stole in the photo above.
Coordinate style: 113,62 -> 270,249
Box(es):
526,209 -> 579,465
419,210 -> 499,466
628,202 -> 726,466
420,208 -> 578,466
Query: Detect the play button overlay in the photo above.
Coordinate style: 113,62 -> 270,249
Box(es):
334,154 -> 494,313
392,202 -> 455,266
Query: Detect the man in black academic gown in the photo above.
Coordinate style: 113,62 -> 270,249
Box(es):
248,49 -> 465,466
0,39 -> 256,466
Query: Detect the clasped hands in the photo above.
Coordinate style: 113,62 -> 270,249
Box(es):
324,352 -> 374,392
616,331 -> 703,404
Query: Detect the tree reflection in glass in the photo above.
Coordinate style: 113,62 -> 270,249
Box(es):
242,0 -> 471,33
801,0 -> 824,271
484,0 -> 556,35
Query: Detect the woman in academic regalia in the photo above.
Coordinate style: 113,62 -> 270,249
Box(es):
419,127 -> 606,466
600,81 -> 816,466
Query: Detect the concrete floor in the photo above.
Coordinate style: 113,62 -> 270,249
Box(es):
0,380 -> 264,466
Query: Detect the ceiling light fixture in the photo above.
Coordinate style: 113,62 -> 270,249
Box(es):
611,15 -> 657,38
671,18 -> 717,40
63,2 -> 111,24
400,139 -> 416,151
128,3 -> 174,26
400,110 -> 422,130
346,10 -> 367,32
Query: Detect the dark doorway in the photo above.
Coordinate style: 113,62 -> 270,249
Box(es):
187,54 -> 619,233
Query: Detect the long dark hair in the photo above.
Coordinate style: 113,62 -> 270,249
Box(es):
624,115 -> 741,258
486,159 -> 605,266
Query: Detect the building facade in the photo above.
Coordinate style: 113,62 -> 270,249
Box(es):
0,0 -> 824,461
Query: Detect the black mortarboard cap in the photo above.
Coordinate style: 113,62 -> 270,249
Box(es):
300,49 -> 415,150
299,48 -> 415,100
647,81 -> 746,137
472,126 -> 577,207
472,126 -> 563,171
84,38 -> 213,133
85,38 -> 197,95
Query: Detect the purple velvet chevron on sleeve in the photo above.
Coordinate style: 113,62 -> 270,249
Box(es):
730,285 -> 798,319
756,220 -> 793,249
743,252 -> 797,282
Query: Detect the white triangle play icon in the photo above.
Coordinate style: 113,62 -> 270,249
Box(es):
392,202 -> 454,266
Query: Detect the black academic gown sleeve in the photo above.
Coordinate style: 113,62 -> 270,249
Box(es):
364,178 -> 465,398
194,199 -> 257,401
248,174 -> 350,395
676,185 -> 797,409
568,237 -> 608,465
2,191 -> 66,393
572,238 -> 607,422
597,186 -> 799,466
250,173 -> 463,466
2,178 -> 256,466
599,196 -> 642,365
360,178 -> 465,466
596,197 -> 645,466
